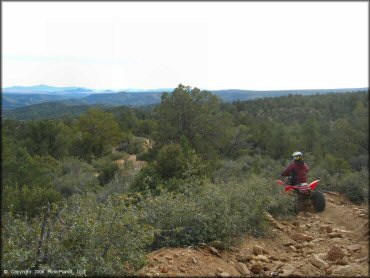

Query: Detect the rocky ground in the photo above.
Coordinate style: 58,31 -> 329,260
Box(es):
138,192 -> 369,277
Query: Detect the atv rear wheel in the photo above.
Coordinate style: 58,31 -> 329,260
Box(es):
311,191 -> 326,212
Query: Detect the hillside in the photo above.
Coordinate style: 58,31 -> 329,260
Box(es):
2,87 -> 367,112
80,92 -> 162,106
2,101 -> 94,120
2,89 -> 368,121
139,192 -> 368,277
2,93 -> 89,111
2,84 -> 368,276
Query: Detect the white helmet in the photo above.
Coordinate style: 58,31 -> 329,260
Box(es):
292,151 -> 303,161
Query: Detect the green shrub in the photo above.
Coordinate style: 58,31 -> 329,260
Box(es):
53,157 -> 98,197
130,163 -> 163,194
97,164 -> 137,203
108,151 -> 129,161
2,193 -> 156,275
267,181 -> 296,218
336,169 -> 369,203
117,134 -> 147,155
3,184 -> 62,218
139,176 -> 275,249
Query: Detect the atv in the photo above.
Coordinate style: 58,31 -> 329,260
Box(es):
276,177 -> 326,213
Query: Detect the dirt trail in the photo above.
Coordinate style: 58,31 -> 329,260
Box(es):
138,192 -> 369,277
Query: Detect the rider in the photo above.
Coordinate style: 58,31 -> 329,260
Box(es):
281,151 -> 309,185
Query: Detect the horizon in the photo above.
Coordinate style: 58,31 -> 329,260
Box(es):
3,83 -> 368,93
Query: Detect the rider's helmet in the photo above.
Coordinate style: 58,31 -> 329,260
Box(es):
292,151 -> 303,161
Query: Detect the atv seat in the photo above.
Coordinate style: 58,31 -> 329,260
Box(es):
296,183 -> 308,186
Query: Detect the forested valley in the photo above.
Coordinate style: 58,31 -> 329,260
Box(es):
2,84 -> 368,275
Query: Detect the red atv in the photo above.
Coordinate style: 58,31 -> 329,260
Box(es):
276,177 -> 326,212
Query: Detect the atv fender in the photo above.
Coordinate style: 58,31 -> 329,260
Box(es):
309,180 -> 320,190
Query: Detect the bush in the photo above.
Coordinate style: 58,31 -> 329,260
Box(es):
96,163 -> 137,203
313,168 -> 368,204
212,155 -> 283,183
3,184 -> 62,218
336,169 -> 369,203
267,182 -> 296,218
349,154 -> 369,171
53,157 -> 98,197
139,176 -> 279,249
117,134 -> 148,155
108,151 -> 129,161
93,158 -> 119,185
2,193 -> 156,275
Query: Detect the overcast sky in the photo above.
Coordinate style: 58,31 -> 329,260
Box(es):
2,2 -> 368,90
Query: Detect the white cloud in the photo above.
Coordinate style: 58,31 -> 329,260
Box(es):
2,2 -> 368,90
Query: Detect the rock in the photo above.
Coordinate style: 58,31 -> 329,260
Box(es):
236,254 -> 252,263
208,246 -> 222,258
310,256 -> 330,270
288,245 -> 297,252
218,272 -> 231,277
328,232 -> 343,238
279,264 -> 295,277
159,266 -> 168,273
229,246 -> 240,252
325,267 -> 333,275
173,253 -> 179,258
355,257 -> 368,263
319,225 -> 333,233
165,255 -> 173,260
216,268 -> 222,273
250,262 -> 264,274
292,220 -> 300,226
327,245 -> 345,261
255,255 -> 269,262
235,262 -> 251,276
304,242 -> 315,248
189,257 -> 197,264
335,257 -> 349,265
290,232 -> 314,242
336,229 -> 353,234
253,245 -> 264,255
260,270 -> 271,276
295,244 -> 304,249
332,264 -> 365,276
269,255 -> 279,261
179,267 -> 186,273
347,244 -> 362,252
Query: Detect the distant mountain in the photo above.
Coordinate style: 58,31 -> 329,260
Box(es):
2,93 -> 90,111
121,88 -> 173,93
2,86 -> 367,116
211,88 -> 369,102
2,101 -> 95,120
3,84 -> 94,94
79,92 -> 163,106
3,87 -> 368,121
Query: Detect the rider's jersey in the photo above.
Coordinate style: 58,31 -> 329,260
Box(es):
281,161 -> 309,184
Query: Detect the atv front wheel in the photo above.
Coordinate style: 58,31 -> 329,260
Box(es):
311,191 -> 326,212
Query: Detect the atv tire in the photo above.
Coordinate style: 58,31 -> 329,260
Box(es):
311,191 -> 326,212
